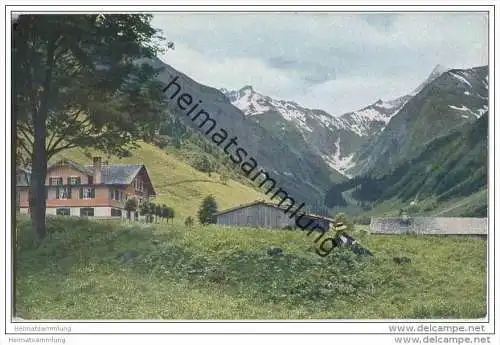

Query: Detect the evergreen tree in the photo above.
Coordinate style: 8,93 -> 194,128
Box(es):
198,195 -> 218,225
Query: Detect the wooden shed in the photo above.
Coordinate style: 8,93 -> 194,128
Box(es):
370,217 -> 487,238
215,200 -> 333,231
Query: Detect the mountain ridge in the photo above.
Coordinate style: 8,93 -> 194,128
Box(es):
148,56 -> 345,205
222,64 -> 487,180
350,65 -> 488,177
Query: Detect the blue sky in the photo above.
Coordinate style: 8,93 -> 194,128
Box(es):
152,12 -> 488,115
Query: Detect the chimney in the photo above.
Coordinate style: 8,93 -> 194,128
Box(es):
93,157 -> 102,184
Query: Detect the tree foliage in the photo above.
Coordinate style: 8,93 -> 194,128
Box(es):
198,195 -> 218,225
184,216 -> 194,227
13,14 -> 169,239
124,197 -> 138,220
192,154 -> 215,176
333,212 -> 354,233
139,200 -> 155,223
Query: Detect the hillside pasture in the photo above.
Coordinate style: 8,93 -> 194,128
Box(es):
15,216 -> 487,320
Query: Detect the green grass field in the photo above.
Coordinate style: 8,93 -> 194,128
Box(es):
15,216 -> 487,320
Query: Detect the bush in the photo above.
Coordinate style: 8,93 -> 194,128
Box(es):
124,198 -> 138,220
333,212 -> 355,232
219,173 -> 229,185
185,216 -> 194,227
198,195 -> 218,225
191,154 -> 215,176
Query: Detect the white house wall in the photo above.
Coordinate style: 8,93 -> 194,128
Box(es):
21,206 -> 130,218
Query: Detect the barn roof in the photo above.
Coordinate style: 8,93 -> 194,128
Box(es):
370,217 -> 487,235
214,199 -> 334,221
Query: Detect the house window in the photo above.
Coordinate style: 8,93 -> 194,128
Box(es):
56,208 -> 71,216
80,187 -> 95,200
80,208 -> 94,217
110,189 -> 121,201
49,177 -> 63,186
88,176 -> 93,185
111,208 -> 122,217
56,186 -> 71,199
134,178 -> 143,191
68,176 -> 81,185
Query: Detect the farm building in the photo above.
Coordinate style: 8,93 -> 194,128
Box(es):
215,200 -> 333,231
370,217 -> 487,238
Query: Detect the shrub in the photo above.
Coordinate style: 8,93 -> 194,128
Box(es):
185,216 -> 194,227
333,212 -> 355,232
192,154 -> 215,176
124,197 -> 138,220
219,173 -> 229,185
198,195 -> 218,225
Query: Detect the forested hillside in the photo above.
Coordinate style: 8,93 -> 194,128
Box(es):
351,66 -> 488,177
325,113 -> 488,217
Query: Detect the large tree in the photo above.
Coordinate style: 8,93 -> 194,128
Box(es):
13,14 -> 169,241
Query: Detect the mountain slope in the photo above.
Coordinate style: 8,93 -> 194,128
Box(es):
325,112 -> 488,216
222,85 -> 410,178
222,64 -> 485,180
147,57 -> 342,205
350,65 -> 488,177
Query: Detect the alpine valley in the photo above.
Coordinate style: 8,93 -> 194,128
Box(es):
131,56 -> 488,217
220,64 -> 488,217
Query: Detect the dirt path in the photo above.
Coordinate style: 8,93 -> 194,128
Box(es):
163,179 -> 224,186
433,198 -> 476,216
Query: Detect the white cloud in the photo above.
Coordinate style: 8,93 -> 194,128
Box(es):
157,45 -> 297,94
152,12 -> 488,115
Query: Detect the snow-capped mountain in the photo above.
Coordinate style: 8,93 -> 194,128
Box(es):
411,64 -> 450,95
221,84 -> 410,177
221,64 -> 487,179
148,57 -> 343,205
221,85 -> 409,137
350,65 -> 488,177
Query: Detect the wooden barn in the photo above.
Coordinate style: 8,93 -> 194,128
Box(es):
215,200 -> 333,231
369,217 -> 487,239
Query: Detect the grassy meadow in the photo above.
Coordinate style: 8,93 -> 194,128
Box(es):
15,216 -> 487,320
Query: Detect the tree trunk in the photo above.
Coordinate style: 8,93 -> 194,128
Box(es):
31,112 -> 48,242
30,34 -> 56,242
